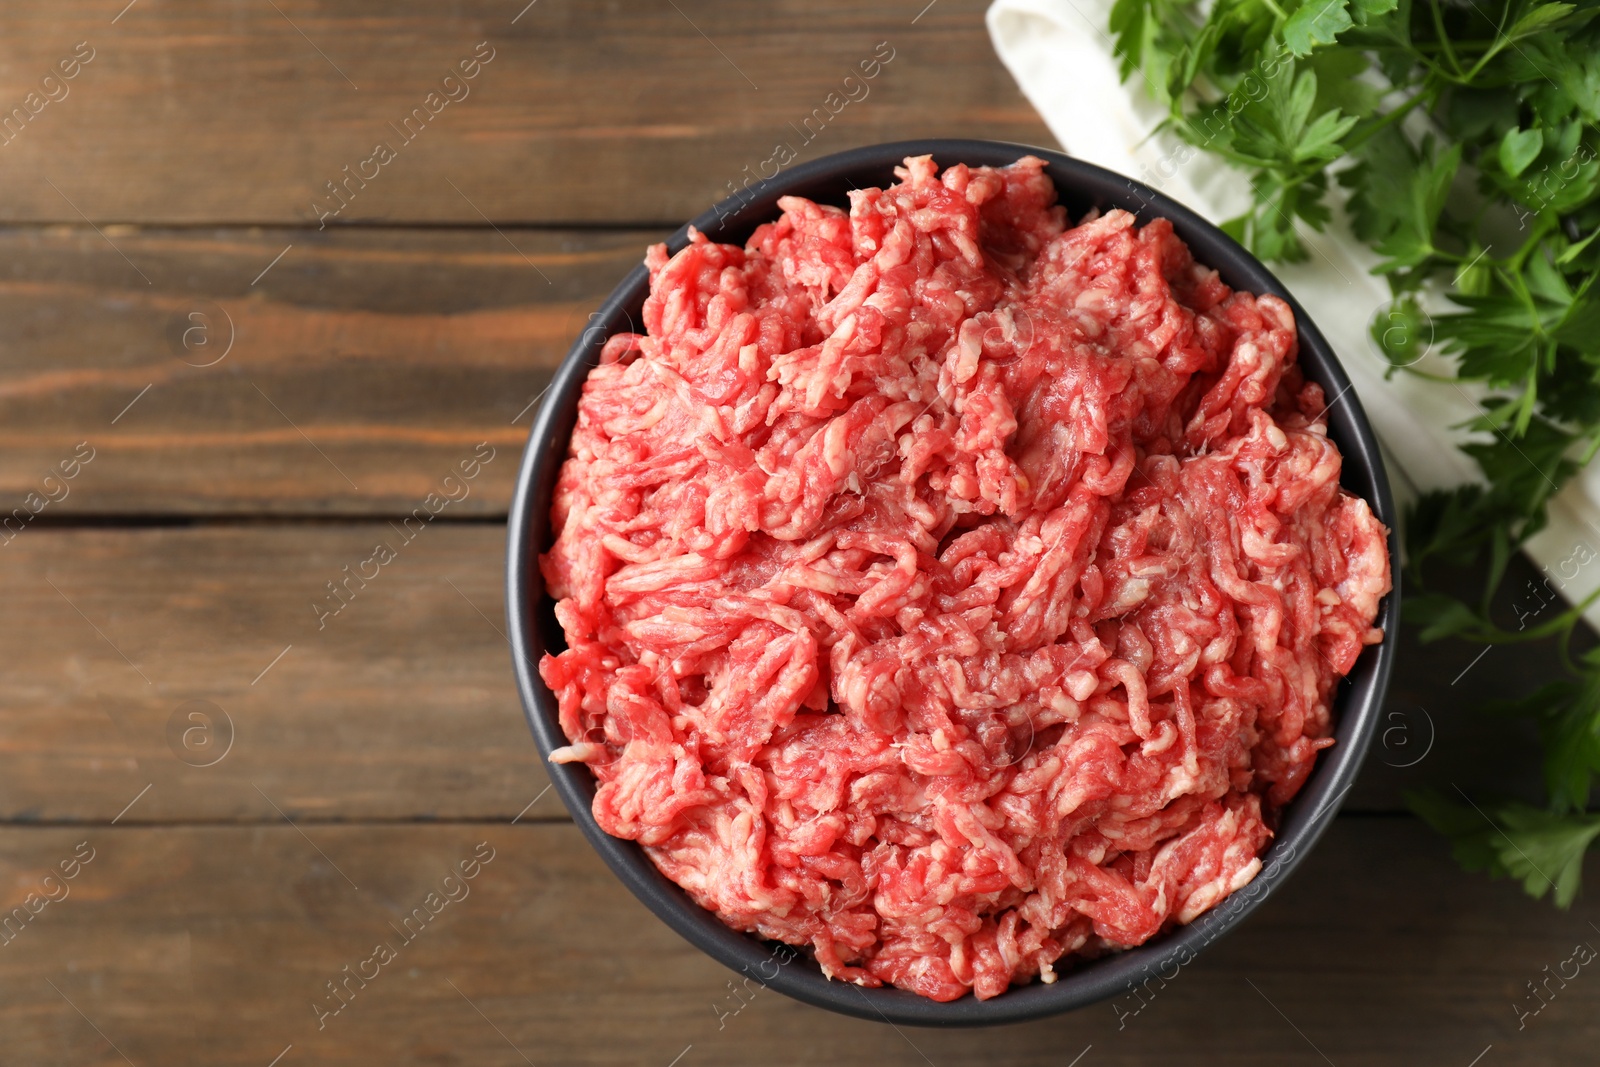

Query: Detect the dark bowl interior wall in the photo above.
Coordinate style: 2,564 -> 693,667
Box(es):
506,139 -> 1400,1026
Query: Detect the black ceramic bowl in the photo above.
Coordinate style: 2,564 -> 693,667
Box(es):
506,139 -> 1399,1026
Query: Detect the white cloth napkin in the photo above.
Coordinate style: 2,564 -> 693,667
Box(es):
987,0 -> 1600,627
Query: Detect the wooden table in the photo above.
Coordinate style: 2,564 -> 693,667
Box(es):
2,3 -> 1595,1064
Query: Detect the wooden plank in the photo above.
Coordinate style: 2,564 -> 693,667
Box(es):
0,819 -> 1593,1065
0,225 -> 652,515
0,0 -> 1051,226
0,523 -> 1558,821
1349,547 -> 1564,811
0,524 -> 554,824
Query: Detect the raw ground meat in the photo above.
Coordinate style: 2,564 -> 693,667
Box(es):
539,155 -> 1390,1002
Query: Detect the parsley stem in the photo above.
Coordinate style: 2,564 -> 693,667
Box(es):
1346,89 -> 1432,153
1453,0 -> 1518,82
1462,38 -> 1510,81
1397,39 -> 1521,54
1463,584 -> 1600,643
1556,622 -> 1582,676
1397,366 -> 1459,383
1428,0 -> 1464,78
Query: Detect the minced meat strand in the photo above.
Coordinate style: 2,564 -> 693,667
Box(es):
539,155 -> 1390,1002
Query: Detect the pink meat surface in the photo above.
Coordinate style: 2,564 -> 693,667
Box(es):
539,155 -> 1390,1002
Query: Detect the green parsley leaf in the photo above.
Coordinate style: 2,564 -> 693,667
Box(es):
1500,127 -> 1545,178
1343,127 -> 1416,245
1370,293 -> 1434,371
1537,677 -> 1600,813
1369,139 -> 1461,273
1403,485 -> 1496,583
1348,0 -> 1398,23
1461,414 -> 1577,527
1310,48 -> 1381,118
1283,0 -> 1352,56
1404,590 -> 1485,641
1412,793 -> 1600,907
1507,2 -> 1577,41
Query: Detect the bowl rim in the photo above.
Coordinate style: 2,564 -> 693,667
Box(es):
505,138 -> 1400,1027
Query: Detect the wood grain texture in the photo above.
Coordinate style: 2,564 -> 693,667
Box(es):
0,820 -> 1594,1066
0,225 -> 653,515
0,0 -> 1051,225
0,524 -> 554,824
